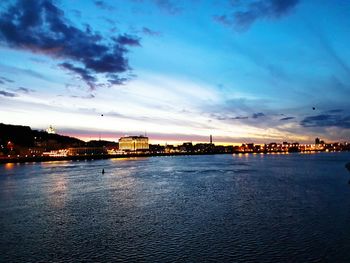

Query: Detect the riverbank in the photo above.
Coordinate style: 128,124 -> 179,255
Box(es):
1,150 -> 348,164
0,152 -> 229,164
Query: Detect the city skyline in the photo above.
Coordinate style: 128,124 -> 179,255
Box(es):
0,0 -> 350,144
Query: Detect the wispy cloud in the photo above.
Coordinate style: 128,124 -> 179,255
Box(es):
0,76 -> 15,83
252,112 -> 265,119
214,0 -> 300,31
301,113 -> 350,129
70,94 -> 95,99
16,87 -> 35,93
280,116 -> 295,121
232,116 -> 249,120
0,90 -> 17,97
142,27 -> 162,37
115,34 -> 141,46
327,109 -> 343,114
153,0 -> 182,15
93,0 -> 115,11
0,64 -> 51,81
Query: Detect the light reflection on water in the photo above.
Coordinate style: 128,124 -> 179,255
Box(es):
4,162 -> 15,171
1,152 -> 350,262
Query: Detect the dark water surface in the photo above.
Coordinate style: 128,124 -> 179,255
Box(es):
1,152 -> 350,262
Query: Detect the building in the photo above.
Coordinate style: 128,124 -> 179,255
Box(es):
179,142 -> 193,153
118,136 -> 149,151
46,125 -> 56,134
149,144 -> 165,153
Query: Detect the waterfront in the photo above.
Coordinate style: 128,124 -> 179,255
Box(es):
1,152 -> 350,262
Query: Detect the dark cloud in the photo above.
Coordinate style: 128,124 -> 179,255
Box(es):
0,0 -> 140,89
211,112 -> 269,121
215,0 -> 300,30
0,90 -> 17,97
107,75 -> 129,85
115,34 -> 141,46
252,112 -> 265,119
301,114 -> 350,129
59,62 -> 97,90
280,116 -> 295,121
142,27 -> 161,37
232,116 -> 249,120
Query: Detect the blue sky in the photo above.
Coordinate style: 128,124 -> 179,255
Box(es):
0,0 -> 349,144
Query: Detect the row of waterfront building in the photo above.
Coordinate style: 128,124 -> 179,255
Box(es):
39,136 -> 350,157
117,136 -> 350,153
1,134 -> 350,159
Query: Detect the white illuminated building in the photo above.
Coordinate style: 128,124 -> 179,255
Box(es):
46,125 -> 56,134
119,136 -> 149,151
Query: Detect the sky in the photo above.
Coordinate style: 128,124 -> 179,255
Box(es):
0,0 -> 349,145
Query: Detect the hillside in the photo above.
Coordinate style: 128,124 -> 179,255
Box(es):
0,123 -> 84,149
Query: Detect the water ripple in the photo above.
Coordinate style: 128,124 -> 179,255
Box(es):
1,153 -> 350,262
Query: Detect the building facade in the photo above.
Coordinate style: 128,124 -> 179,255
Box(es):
118,136 -> 149,151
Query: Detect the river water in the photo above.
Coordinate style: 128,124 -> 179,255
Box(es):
1,152 -> 350,262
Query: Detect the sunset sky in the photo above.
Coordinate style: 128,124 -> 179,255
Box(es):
0,0 -> 349,144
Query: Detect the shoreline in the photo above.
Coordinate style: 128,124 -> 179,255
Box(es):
0,150 -> 347,165
0,152 -> 225,164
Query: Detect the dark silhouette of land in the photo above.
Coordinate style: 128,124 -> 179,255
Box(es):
0,123 -> 84,148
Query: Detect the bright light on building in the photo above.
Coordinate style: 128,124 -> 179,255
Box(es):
46,125 -> 56,134
119,136 -> 149,151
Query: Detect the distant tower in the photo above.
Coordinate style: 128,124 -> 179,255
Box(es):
210,135 -> 213,144
315,138 -> 320,145
46,125 -> 56,134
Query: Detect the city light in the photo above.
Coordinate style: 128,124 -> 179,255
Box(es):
1,126 -> 349,163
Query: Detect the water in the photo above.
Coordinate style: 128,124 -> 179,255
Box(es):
1,152 -> 350,262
